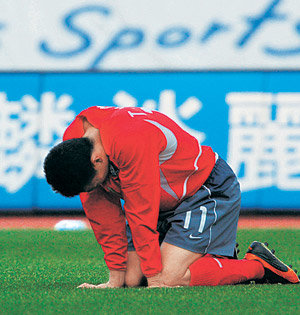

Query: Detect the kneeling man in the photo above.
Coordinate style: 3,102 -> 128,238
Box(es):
44,106 -> 299,287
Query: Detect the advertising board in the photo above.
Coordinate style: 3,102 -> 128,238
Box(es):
0,0 -> 300,70
1,72 -> 299,211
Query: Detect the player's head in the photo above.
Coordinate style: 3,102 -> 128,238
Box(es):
44,138 -> 109,197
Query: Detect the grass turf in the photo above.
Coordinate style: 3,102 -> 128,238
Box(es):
0,229 -> 299,314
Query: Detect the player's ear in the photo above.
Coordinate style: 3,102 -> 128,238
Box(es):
91,152 -> 104,167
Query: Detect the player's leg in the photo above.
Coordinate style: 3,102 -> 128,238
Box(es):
124,240 -> 299,287
124,221 -> 262,287
124,228 -> 257,288
159,242 -> 264,286
187,241 -> 299,285
159,157 -> 265,286
160,242 -> 202,286
124,209 -> 175,287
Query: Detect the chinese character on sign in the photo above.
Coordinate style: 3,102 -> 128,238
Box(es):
0,92 -> 75,193
112,90 -> 205,143
226,92 -> 300,192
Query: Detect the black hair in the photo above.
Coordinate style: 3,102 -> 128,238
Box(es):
43,138 -> 96,197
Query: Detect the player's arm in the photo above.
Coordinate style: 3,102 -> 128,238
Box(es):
116,124 -> 162,280
62,110 -> 128,288
78,187 -> 128,288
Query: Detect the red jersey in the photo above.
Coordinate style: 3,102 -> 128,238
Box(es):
63,106 -> 216,277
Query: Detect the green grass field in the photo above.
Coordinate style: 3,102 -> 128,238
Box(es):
1,229 -> 299,314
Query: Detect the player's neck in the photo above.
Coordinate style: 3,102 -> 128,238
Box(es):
82,117 -> 101,145
83,127 -> 99,140
81,117 -> 106,161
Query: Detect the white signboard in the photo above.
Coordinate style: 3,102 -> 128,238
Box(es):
0,0 -> 300,70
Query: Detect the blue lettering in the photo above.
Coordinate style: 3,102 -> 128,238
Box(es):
264,21 -> 300,56
200,22 -> 229,43
237,0 -> 286,47
39,5 -> 110,58
89,28 -> 144,69
157,27 -> 190,47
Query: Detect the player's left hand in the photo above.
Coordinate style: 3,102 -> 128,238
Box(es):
147,273 -> 167,288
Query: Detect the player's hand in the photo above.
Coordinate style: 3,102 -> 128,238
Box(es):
77,270 -> 126,289
147,272 -> 166,288
77,282 -> 121,289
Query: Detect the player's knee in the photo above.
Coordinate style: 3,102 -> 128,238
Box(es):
125,250 -> 144,287
125,273 -> 143,287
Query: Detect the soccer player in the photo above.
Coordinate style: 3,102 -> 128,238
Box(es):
44,106 -> 299,288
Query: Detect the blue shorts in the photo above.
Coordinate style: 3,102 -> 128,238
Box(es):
126,156 -> 241,257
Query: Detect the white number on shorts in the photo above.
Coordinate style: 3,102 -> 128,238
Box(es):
198,206 -> 207,233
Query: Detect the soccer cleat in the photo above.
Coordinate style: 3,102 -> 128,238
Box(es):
244,241 -> 299,284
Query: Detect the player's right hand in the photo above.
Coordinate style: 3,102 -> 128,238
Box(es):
77,282 -> 121,289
